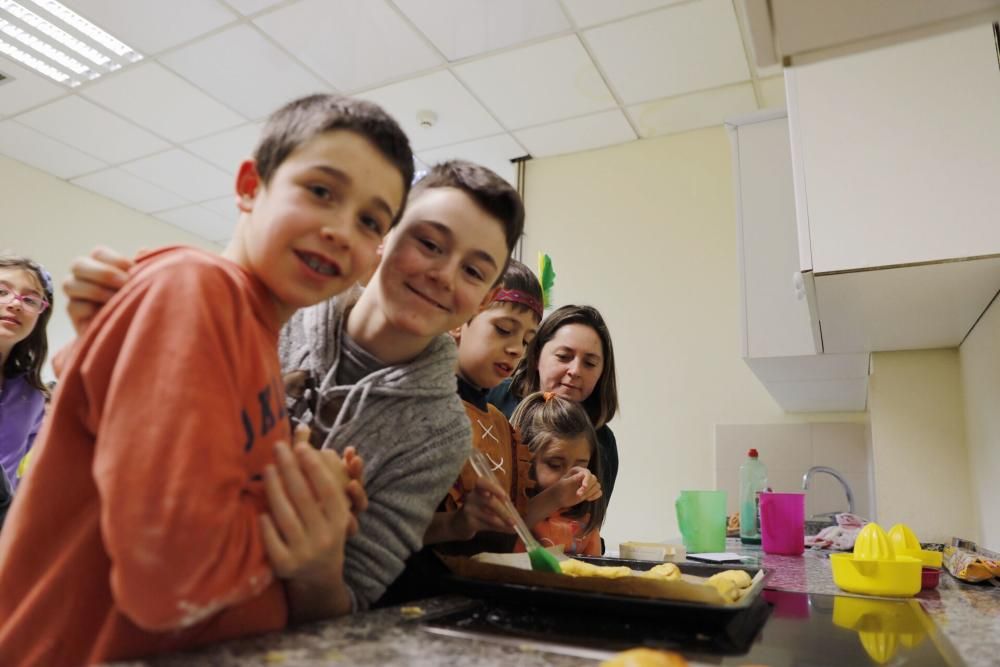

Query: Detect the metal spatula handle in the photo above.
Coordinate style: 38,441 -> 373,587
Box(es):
468,449 -> 542,551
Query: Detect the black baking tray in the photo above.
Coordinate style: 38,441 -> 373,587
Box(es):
432,556 -> 771,652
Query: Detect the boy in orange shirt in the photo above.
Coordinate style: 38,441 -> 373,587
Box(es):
0,94 -> 413,666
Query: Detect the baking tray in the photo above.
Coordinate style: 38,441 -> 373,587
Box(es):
428,556 -> 772,655
435,554 -> 770,647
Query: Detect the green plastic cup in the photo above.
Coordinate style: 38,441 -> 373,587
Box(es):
675,490 -> 728,553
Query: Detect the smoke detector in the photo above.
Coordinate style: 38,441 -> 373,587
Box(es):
416,109 -> 437,129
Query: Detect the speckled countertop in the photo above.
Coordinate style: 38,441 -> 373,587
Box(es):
724,540 -> 1000,667
112,540 -> 999,667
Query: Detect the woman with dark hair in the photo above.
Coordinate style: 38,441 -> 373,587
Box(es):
488,304 -> 620,502
0,255 -> 53,493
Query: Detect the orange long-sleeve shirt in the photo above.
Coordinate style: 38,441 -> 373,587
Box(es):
0,247 -> 290,666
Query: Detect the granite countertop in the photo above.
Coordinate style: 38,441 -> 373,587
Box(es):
725,539 -> 1000,667
114,540 -> 1000,667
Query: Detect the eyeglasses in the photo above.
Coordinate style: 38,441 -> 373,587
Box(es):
0,285 -> 49,315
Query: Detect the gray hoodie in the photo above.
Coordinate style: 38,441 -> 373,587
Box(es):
278,289 -> 470,610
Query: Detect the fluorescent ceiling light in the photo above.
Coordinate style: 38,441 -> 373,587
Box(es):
0,34 -> 70,83
0,0 -> 140,86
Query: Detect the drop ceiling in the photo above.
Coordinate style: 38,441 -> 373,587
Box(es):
0,0 -> 785,243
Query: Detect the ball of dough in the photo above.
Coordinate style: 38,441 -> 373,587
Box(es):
600,647 -> 689,667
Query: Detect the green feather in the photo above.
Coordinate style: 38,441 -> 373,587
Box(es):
537,252 -> 555,309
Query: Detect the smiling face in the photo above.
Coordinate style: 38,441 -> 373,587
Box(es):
457,302 -> 539,389
0,267 -> 45,357
228,129 -> 406,323
533,434 -> 592,491
372,186 -> 509,340
537,323 -> 605,403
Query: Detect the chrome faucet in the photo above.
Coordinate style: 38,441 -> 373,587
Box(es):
802,466 -> 855,515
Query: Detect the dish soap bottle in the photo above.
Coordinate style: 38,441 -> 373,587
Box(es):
739,448 -> 768,544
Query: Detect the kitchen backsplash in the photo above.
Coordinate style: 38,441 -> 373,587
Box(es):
714,423 -> 873,522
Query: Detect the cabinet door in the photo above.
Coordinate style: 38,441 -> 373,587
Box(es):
787,23 -> 1000,273
732,114 -> 820,358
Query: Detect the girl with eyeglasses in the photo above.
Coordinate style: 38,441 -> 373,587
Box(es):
0,255 -> 53,500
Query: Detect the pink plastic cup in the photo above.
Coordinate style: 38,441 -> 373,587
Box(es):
760,492 -> 805,555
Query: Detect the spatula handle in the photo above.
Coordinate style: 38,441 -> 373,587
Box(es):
468,449 -> 542,551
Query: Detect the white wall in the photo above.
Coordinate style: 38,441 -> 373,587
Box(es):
868,350 -> 978,544
521,128 -> 866,547
959,297 -> 1000,549
0,155 -> 220,376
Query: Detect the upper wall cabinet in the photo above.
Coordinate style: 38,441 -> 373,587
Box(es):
728,111 -> 869,412
741,0 -> 1000,67
786,24 -> 1000,353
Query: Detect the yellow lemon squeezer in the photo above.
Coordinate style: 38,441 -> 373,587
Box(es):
887,523 -> 943,569
830,523 -> 922,597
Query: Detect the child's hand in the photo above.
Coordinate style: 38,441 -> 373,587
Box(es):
259,429 -> 352,584
335,445 -> 368,537
454,477 -> 513,540
553,467 -> 603,508
63,246 -> 134,336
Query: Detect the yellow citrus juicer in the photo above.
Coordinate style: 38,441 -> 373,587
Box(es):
887,523 -> 943,569
830,523 -> 922,597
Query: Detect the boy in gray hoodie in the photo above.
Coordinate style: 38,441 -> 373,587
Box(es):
64,160 -> 525,611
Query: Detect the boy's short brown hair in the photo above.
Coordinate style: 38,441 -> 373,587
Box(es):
410,160 -> 525,278
254,94 -> 414,224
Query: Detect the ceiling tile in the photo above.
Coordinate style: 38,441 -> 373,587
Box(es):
224,0 -> 285,15
201,195 -> 240,219
358,70 -> 502,151
626,82 -> 757,137
72,168 -> 188,213
254,0 -> 443,91
82,63 -> 245,142
0,59 -> 66,116
583,0 -> 750,104
561,0 -> 687,27
758,76 -> 786,109
160,25 -> 331,120
0,120 -> 106,179
121,150 -> 233,202
157,204 -> 237,243
393,0 -> 570,61
185,122 -> 264,171
514,109 -> 636,157
416,133 -> 526,186
16,95 -> 169,163
61,0 -> 237,55
453,35 -> 616,129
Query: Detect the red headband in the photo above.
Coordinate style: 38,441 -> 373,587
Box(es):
493,289 -> 543,319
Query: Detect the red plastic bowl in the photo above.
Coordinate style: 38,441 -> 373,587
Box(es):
921,567 -> 941,590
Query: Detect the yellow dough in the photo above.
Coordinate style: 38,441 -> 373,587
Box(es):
560,559 -> 632,579
640,562 -> 681,581
706,570 -> 752,602
600,647 -> 689,667
707,569 -> 752,589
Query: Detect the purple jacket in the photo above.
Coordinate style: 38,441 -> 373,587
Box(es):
0,374 -> 45,491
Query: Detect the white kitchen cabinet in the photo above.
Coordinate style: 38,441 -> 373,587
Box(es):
741,0 -> 1000,67
786,23 -> 1000,353
728,111 -> 869,412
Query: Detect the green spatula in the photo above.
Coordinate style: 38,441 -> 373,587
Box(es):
468,449 -> 563,574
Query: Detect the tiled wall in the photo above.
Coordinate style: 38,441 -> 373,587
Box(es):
714,423 -> 873,522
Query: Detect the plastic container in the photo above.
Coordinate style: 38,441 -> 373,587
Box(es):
759,492 -> 805,555
830,523 -> 922,597
739,449 -> 768,544
921,566 -> 941,590
675,490 -> 727,553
